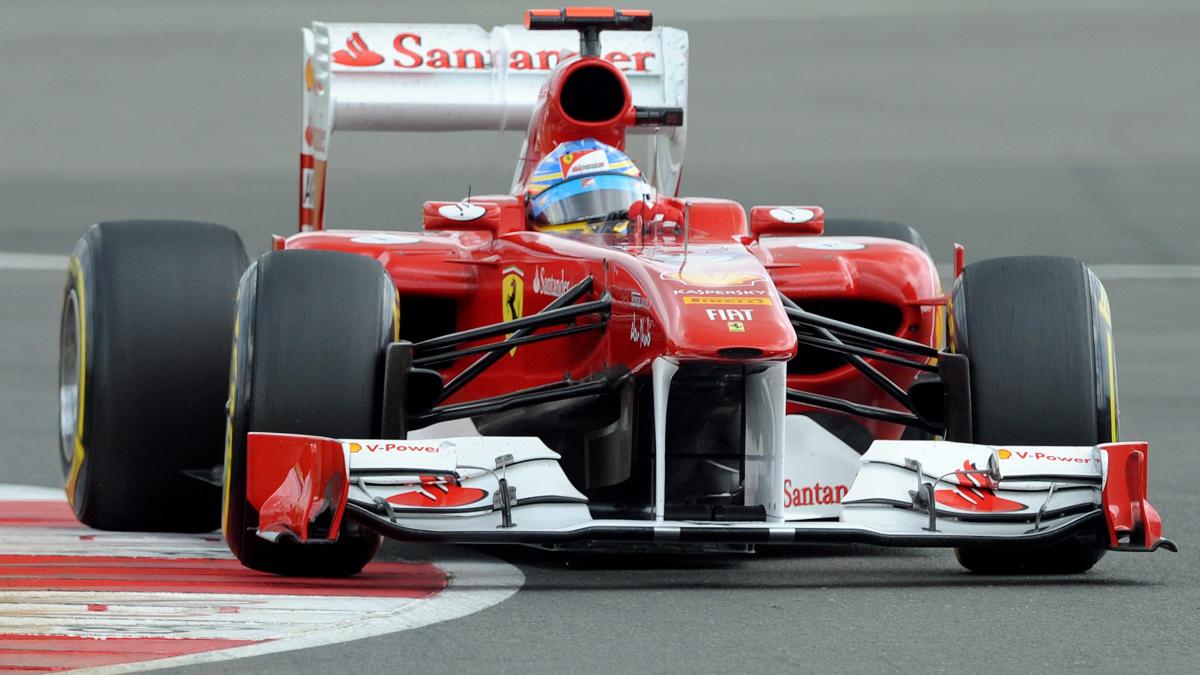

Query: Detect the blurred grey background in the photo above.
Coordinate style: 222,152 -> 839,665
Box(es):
4,0 -> 1198,262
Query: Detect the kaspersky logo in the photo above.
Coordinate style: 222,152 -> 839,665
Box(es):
332,32 -> 385,67
386,476 -> 488,508
934,460 -> 1026,512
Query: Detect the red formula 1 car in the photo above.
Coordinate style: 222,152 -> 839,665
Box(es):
58,8 -> 1172,577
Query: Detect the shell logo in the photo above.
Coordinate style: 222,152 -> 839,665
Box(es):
997,448 -> 1012,459
660,271 -> 763,287
349,442 -> 362,453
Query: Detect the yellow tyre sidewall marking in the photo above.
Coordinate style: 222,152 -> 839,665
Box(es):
64,257 -> 87,508
932,305 -> 941,349
1095,282 -> 1119,441
1106,326 -> 1117,441
392,288 -> 401,342
221,285 -> 242,540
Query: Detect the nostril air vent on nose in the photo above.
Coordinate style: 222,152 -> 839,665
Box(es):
718,347 -> 764,360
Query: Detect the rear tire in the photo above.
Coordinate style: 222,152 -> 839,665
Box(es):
949,256 -> 1116,574
223,250 -> 396,576
60,221 -> 247,532
821,218 -> 930,256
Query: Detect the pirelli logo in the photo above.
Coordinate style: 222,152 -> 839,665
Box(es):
682,297 -> 773,306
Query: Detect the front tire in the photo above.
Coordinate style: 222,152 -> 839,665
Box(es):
60,221 -> 247,532
223,250 -> 396,576
950,256 -> 1116,574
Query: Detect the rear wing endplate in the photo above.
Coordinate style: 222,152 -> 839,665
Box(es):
301,20 -> 688,230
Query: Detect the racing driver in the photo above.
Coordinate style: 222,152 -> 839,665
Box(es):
527,138 -> 668,234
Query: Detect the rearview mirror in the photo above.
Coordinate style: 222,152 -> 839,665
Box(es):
749,205 -> 825,238
423,197 -> 526,235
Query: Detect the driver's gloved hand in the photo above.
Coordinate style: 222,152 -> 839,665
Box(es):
627,197 -> 683,227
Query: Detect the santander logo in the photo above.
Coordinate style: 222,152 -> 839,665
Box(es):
532,266 -> 572,298
386,476 -> 488,508
328,30 -> 657,73
332,32 -> 386,67
934,460 -> 1026,513
784,480 -> 848,508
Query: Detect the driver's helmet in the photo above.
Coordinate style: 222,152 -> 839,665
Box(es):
527,138 -> 652,234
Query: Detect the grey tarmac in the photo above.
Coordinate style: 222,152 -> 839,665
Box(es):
2,1 -> 1197,673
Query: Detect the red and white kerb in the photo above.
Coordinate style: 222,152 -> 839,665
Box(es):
0,485 -> 520,673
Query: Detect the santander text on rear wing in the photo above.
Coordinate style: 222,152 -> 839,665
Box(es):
300,18 -> 688,230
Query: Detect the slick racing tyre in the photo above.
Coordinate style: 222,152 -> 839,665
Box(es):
223,250 -> 396,576
949,256 -> 1117,574
821,218 -> 930,256
60,220 -> 248,532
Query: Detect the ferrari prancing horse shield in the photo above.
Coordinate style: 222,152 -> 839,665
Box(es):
502,267 -> 524,356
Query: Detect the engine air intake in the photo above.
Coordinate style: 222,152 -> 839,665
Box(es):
561,64 -> 627,122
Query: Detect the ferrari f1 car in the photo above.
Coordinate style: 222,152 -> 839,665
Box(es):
58,8 -> 1173,576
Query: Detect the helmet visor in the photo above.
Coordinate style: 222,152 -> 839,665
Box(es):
529,174 -> 652,228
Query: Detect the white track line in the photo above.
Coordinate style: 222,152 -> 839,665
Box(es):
4,252 -> 1198,280
933,263 -> 1200,280
0,252 -> 70,270
0,484 -> 62,500
1089,264 -> 1200,280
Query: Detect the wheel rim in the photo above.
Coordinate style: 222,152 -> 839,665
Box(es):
59,289 -> 81,467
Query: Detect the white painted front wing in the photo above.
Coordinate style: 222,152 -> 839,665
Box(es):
338,432 -> 1108,546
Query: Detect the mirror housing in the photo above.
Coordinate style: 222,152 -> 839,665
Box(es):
749,205 -> 824,238
423,196 -> 527,236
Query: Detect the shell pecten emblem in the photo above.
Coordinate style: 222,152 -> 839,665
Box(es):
502,266 -> 524,356
660,270 -> 763,287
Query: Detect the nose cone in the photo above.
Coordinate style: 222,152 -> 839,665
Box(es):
639,249 -> 797,361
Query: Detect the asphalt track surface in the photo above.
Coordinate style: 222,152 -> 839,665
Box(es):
2,1 -> 1199,672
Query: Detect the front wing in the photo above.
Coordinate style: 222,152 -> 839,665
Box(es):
243,432 -> 1174,553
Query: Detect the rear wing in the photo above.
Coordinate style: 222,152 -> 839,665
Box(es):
301,20 -> 689,230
